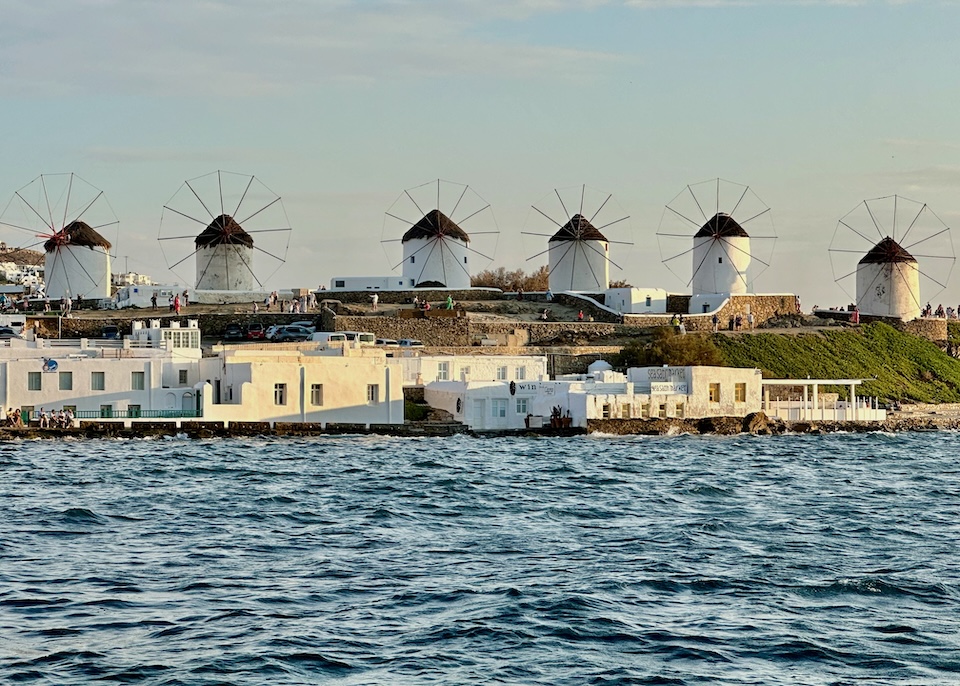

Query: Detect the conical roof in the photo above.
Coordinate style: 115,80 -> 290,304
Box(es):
859,236 -> 916,264
549,214 -> 608,242
44,220 -> 112,252
195,214 -> 254,249
402,209 -> 469,243
694,213 -> 749,239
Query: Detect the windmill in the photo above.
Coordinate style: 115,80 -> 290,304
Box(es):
656,178 -> 776,297
521,185 -> 631,292
829,195 -> 954,320
158,171 -> 292,291
381,179 -> 499,289
0,173 -> 118,300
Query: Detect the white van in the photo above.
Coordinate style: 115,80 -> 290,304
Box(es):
309,331 -> 347,344
341,331 -> 376,345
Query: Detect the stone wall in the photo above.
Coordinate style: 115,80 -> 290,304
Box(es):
321,289 -> 503,305
623,294 -> 800,333
333,315 -> 472,346
896,317 -> 947,342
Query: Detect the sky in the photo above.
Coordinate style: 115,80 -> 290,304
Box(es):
2,0 -> 960,308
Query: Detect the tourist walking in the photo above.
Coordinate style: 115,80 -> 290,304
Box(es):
711,313 -> 719,332
747,312 -> 755,331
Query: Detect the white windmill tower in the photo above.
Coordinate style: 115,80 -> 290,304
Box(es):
381,180 -> 499,289
44,221 -> 113,299
401,209 -> 472,289
829,195 -> 954,321
691,213 -> 751,296
522,185 -> 631,293
194,215 -> 255,291
0,173 -> 118,300
158,171 -> 292,293
657,179 -> 776,311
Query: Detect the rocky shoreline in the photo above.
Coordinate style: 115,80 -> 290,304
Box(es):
0,411 -> 957,440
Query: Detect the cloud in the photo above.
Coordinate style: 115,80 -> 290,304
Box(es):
0,0 -> 621,98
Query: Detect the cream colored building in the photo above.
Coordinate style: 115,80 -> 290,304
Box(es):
198,345 -> 403,426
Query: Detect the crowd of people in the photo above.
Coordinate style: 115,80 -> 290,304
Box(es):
921,303 -> 960,319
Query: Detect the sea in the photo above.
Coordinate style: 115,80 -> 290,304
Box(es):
2,432 -> 959,685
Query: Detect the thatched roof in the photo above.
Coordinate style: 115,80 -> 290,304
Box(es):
44,220 -> 112,252
195,214 -> 254,249
402,210 -> 469,243
859,236 -> 916,265
695,213 -> 749,239
549,214 -> 608,242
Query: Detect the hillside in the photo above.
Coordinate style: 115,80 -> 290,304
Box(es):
713,322 -> 960,403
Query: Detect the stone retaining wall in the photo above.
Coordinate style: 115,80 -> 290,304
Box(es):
623,294 -> 799,332
321,289 -> 503,305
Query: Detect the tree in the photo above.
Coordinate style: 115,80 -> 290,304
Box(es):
471,265 -> 549,292
615,327 -> 722,368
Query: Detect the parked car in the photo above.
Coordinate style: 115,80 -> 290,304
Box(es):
398,338 -> 424,348
264,325 -> 282,341
0,326 -> 22,340
309,332 -> 347,344
342,331 -> 376,345
223,323 -> 245,341
274,325 -> 312,342
101,325 -> 121,340
289,320 -> 317,333
375,338 -> 399,347
246,323 -> 265,340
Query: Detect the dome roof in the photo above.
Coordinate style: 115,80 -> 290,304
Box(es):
549,214 -> 608,242
859,236 -> 916,264
195,214 -> 254,249
44,220 -> 112,252
694,213 -> 749,239
402,209 -> 469,243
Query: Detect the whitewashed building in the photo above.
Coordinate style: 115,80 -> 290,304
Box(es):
2,320 -> 202,421
423,364 -> 764,431
198,346 -> 403,426
399,354 -> 549,386
605,287 -> 668,314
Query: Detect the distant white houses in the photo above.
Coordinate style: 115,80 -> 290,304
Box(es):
421,364 -> 764,431
0,320 -> 403,427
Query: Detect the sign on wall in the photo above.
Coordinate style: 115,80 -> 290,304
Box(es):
650,381 -> 688,395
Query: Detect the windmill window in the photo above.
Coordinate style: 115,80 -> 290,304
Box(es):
335,280 -> 345,288
464,256 -> 468,264
718,257 -> 723,264
410,256 -> 415,264
645,296 -> 652,307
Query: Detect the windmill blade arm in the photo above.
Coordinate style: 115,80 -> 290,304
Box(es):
594,215 -> 629,231
532,206 -> 563,227
163,206 -> 210,226
236,196 -> 281,225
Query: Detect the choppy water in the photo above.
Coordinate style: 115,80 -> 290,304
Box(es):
2,432 -> 960,685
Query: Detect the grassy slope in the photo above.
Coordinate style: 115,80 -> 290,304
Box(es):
713,322 -> 960,402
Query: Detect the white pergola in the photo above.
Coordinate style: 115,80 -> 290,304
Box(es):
761,378 -> 882,421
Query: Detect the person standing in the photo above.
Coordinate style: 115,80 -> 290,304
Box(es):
370,293 -> 379,311
173,294 -> 181,315
445,295 -> 453,310
578,310 -> 584,321
711,312 -> 719,332
150,292 -> 157,310
747,312 -> 755,331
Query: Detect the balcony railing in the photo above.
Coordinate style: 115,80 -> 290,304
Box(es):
71,409 -> 203,419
